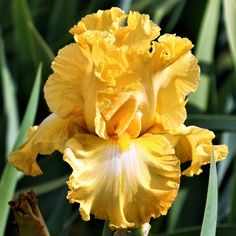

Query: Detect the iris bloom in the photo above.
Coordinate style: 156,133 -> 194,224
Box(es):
10,8 -> 227,229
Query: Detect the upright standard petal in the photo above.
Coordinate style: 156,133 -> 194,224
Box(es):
70,7 -> 127,42
44,43 -> 92,119
114,11 -> 160,51
9,114 -> 83,176
152,35 -> 200,130
64,133 -> 180,229
155,126 -> 228,176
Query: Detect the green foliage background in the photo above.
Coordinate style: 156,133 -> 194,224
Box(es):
0,0 -> 236,235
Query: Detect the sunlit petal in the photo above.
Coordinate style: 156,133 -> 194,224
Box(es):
152,35 -> 200,130
64,133 -> 180,229
9,114 -> 83,176
157,125 -> 228,176
44,43 -> 92,119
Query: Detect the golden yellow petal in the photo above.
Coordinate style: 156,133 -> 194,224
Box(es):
114,11 -> 160,51
9,114 -> 82,176
70,7 -> 126,42
155,49 -> 200,130
95,85 -> 144,139
64,133 -> 180,229
44,43 -> 92,119
161,126 -> 228,176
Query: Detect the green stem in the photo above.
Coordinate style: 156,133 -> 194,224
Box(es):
102,222 -> 151,236
101,221 -> 113,236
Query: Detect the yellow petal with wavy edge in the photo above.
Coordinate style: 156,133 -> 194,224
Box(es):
153,35 -> 200,129
95,85 -> 144,139
70,7 -> 126,41
9,114 -> 83,176
157,126 -> 228,176
63,133 -> 180,229
44,43 -> 92,119
114,11 -> 160,51
70,8 -> 160,52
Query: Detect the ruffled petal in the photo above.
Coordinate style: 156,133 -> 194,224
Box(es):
70,8 -> 160,53
95,85 -> 144,139
152,35 -> 200,129
70,7 -> 127,41
64,133 -> 180,229
158,126 -> 228,176
44,43 -> 92,118
114,11 -> 160,51
9,114 -> 83,176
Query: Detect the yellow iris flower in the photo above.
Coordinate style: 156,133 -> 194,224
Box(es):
9,7 -> 228,229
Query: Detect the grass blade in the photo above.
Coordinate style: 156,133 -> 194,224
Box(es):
186,114 -> 236,131
0,64 -> 42,236
228,155 -> 236,223
0,28 -> 19,155
200,150 -> 218,236
167,189 -> 188,232
189,0 -> 221,111
12,0 -> 54,67
102,221 -> 113,236
153,0 -> 179,24
218,132 -> 236,186
119,0 -> 132,12
13,63 -> 42,148
223,0 -> 236,70
165,0 -> 186,32
159,225 -> 236,236
29,23 -> 54,62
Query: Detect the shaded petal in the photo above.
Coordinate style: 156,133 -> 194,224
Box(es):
9,114 -> 83,176
160,126 -> 228,176
44,43 -> 92,118
95,82 -> 145,139
154,46 -> 200,129
64,133 -> 180,229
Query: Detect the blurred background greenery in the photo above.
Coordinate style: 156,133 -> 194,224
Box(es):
0,0 -> 236,235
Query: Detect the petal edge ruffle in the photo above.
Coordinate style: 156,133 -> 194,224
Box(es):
64,133 -> 180,229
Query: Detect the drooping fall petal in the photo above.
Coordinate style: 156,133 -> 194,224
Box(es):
63,133 -> 180,229
153,125 -> 228,176
9,114 -> 83,176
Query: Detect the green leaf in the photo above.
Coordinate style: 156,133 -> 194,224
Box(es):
167,188 -> 189,232
15,174 -> 68,196
12,0 -> 54,68
189,0 -> 221,111
46,0 -> 79,43
119,0 -> 132,12
101,221 -> 113,236
218,132 -> 236,186
13,63 -> 42,149
186,114 -> 236,131
228,157 -> 236,223
158,224 -> 236,236
165,0 -> 186,32
153,0 -> 180,24
223,0 -> 236,70
0,64 -> 42,236
0,28 -> 19,155
29,22 -> 54,62
47,187 -> 72,235
200,150 -> 218,236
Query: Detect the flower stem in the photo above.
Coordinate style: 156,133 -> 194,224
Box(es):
114,223 -> 151,236
102,221 -> 113,236
102,222 -> 151,236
